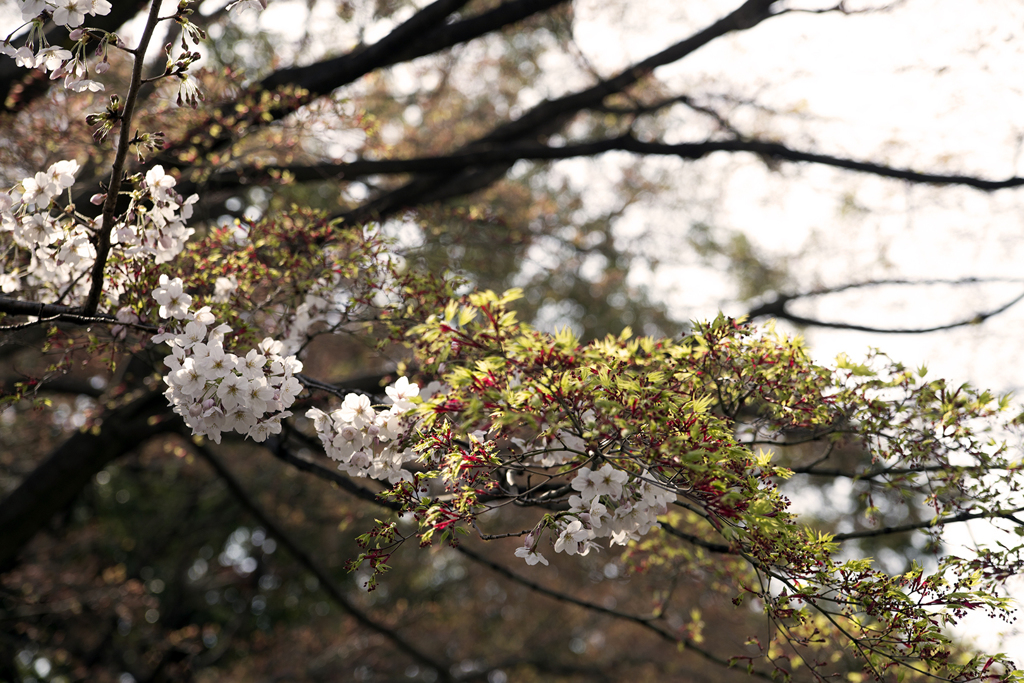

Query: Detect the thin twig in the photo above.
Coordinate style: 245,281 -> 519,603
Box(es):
831,506 -> 1024,541
84,0 -> 164,314
455,543 -> 778,681
190,440 -> 454,680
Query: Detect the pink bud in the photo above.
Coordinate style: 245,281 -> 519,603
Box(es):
90,193 -> 106,205
69,29 -> 84,40
95,61 -> 110,74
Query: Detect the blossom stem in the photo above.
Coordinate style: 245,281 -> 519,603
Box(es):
83,0 -> 163,315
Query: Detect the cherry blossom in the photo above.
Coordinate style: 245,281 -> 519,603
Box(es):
514,546 -> 549,566
385,376 -> 420,411
153,275 -> 192,319
155,288 -> 306,446
52,0 -> 90,27
227,0 -> 268,12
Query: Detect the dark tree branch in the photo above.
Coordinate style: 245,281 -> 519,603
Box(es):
0,295 -> 112,320
260,0 -> 472,95
293,366 -> 419,407
259,0 -> 565,96
659,521 -> 735,555
772,277 -> 1024,298
455,544 -> 776,681
195,137 -> 1024,192
191,440 -> 453,681
0,295 -> 158,331
187,135 -> 1024,223
270,437 -> 403,512
0,388 -> 178,572
336,0 -> 782,225
790,461 -> 1019,479
831,506 -> 1024,542
150,0 -> 560,172
84,0 -> 163,316
748,288 -> 1024,334
473,1 -> 779,148
0,376 -> 105,397
73,0 -> 571,207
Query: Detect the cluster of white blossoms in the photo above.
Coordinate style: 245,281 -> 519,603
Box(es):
3,1 -> 113,93
515,463 -> 677,566
1,160 -> 94,299
111,166 -> 198,265
277,276 -> 349,356
154,276 -> 304,445
0,161 -> 198,305
306,377 -> 421,484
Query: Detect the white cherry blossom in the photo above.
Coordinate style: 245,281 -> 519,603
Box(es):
514,546 -> 549,566
385,376 -> 419,411
338,393 -> 375,428
153,275 -> 192,319
52,0 -> 89,27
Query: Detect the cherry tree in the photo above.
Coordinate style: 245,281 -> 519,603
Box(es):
2,1 -> 1024,681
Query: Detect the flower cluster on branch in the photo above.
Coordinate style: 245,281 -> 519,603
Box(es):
155,275 -> 304,444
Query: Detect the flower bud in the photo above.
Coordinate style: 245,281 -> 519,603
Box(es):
90,193 -> 106,205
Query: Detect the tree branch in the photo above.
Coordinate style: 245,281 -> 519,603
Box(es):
270,436 -> 403,512
191,440 -> 453,681
255,0 -> 471,95
187,134 -> 1024,222
145,0 -> 551,181
84,0 -> 163,315
0,1 -> 149,112
0,388 -> 178,572
790,463 -> 1018,479
336,0 -> 782,224
748,287 -> 1024,334
76,0 -> 570,210
455,544 -> 776,681
831,506 -> 1024,542
0,296 -> 112,322
259,0 -> 564,96
659,520 -> 735,555
0,296 -> 160,334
